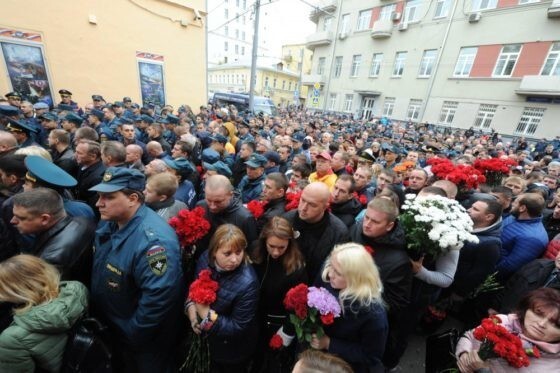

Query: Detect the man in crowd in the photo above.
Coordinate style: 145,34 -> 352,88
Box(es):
283,182 -> 348,281
238,153 -> 267,203
330,174 -> 362,228
47,129 -> 78,177
89,167 -> 183,372
308,151 -> 337,191
404,168 -> 429,195
75,139 -> 106,210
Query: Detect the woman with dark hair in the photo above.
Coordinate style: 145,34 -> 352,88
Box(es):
251,216 -> 307,372
456,288 -> 560,372
187,224 -> 259,373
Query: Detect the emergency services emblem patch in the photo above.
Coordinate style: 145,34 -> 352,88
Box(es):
147,245 -> 167,276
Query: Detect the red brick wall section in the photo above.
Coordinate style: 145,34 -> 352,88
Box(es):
395,1 -> 404,22
497,0 -> 519,9
512,41 -> 552,77
370,7 -> 381,28
470,44 -> 502,77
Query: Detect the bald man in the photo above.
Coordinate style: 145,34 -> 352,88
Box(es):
195,175 -> 257,258
432,180 -> 458,200
283,182 -> 349,281
0,131 -> 18,159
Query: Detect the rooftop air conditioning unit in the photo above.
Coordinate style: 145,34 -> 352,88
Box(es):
398,23 -> 408,31
469,12 -> 481,23
391,12 -> 402,21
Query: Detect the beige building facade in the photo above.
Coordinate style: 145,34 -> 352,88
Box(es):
0,0 -> 207,109
208,64 -> 301,107
281,43 -> 314,105
304,0 -> 560,138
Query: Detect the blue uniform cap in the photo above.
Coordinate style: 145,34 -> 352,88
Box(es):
40,112 -> 59,121
64,112 -> 83,126
88,109 -> 104,121
119,116 -> 133,124
6,119 -> 38,134
203,160 -> 232,177
163,157 -> 195,174
166,114 -> 179,125
0,105 -> 20,117
57,103 -> 74,111
209,133 -> 227,144
201,148 -> 220,163
89,167 -> 146,193
24,155 -> 77,188
245,154 -> 267,168
5,91 -> 22,99
140,114 -> 154,124
263,151 -> 280,164
291,132 -> 305,143
33,102 -> 49,110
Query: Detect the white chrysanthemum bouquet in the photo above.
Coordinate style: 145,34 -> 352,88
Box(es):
399,194 -> 479,260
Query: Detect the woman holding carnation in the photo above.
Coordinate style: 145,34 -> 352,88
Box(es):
310,243 -> 388,373
187,224 -> 259,373
456,288 -> 560,372
250,216 -> 307,372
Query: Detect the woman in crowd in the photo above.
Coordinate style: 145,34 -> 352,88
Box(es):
456,287 -> 560,372
187,224 -> 259,373
251,216 -> 307,372
0,254 -> 88,372
311,242 -> 388,373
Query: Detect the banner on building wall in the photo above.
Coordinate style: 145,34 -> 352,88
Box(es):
0,29 -> 53,106
136,52 -> 165,107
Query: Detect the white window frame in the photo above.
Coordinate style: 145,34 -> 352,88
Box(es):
541,42 -> 560,76
472,0 -> 498,11
392,52 -> 407,77
439,101 -> 458,124
519,0 -> 539,4
317,57 -> 326,75
350,55 -> 362,77
344,94 -> 354,112
340,14 -> 350,34
454,47 -> 478,77
383,97 -> 395,117
334,56 -> 343,78
419,50 -> 437,77
434,0 -> 452,18
323,17 -> 333,31
404,0 -> 422,23
473,104 -> 497,129
407,99 -> 423,121
357,10 -> 372,31
515,107 -> 545,135
493,44 -> 522,77
379,4 -> 396,21
370,53 -> 383,77
328,93 -> 337,111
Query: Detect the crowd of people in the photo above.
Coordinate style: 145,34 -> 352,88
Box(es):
0,88 -> 559,373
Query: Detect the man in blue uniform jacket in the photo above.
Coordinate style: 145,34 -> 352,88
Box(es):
89,167 -> 184,373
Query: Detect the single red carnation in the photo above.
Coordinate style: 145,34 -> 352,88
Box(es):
269,334 -> 283,350
320,313 -> 334,325
247,200 -> 266,219
284,283 -> 309,317
364,245 -> 375,256
285,191 -> 302,211
189,269 -> 219,305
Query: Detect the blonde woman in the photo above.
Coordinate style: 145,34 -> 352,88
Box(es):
0,255 -> 88,372
311,243 -> 388,373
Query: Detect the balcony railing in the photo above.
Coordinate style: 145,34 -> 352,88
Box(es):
515,75 -> 560,96
371,19 -> 393,39
305,31 -> 334,50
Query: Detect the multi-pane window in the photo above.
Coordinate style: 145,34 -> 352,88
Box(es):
434,0 -> 452,18
224,9 -> 229,18
340,14 -> 350,34
282,81 -> 286,90
472,0 -> 498,11
235,29 -> 239,38
357,10 -> 372,31
317,57 -> 326,75
241,46 -> 245,55
225,26 -> 229,36
407,99 -> 423,120
328,94 -> 337,111
323,17 -> 333,31
242,31 -> 246,41
518,0 -> 539,4
493,44 -> 522,77
344,94 -> 354,112
419,50 -> 437,77
454,47 -> 478,77
235,44 -> 239,54
288,82 -> 292,91
383,97 -> 395,116
439,101 -> 458,124
473,104 -> 497,129
273,78 -> 277,88
541,42 -> 560,76
370,53 -> 383,77
264,77 -> 269,87
334,56 -> 343,78
392,52 -> 407,77
379,4 -> 396,21
404,0 -> 422,23
350,55 -> 362,77
224,41 -> 228,51
515,108 -> 545,135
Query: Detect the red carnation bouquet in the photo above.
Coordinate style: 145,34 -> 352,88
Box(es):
285,191 -> 302,211
247,199 -> 267,219
353,192 -> 368,207
282,284 -> 341,344
182,269 -> 219,373
470,316 -> 540,369
474,157 -> 517,186
169,207 -> 211,247
428,158 -> 486,192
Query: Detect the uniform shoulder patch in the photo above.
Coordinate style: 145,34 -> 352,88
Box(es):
147,245 -> 167,276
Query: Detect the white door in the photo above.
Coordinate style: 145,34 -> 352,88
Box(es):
362,97 -> 375,120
